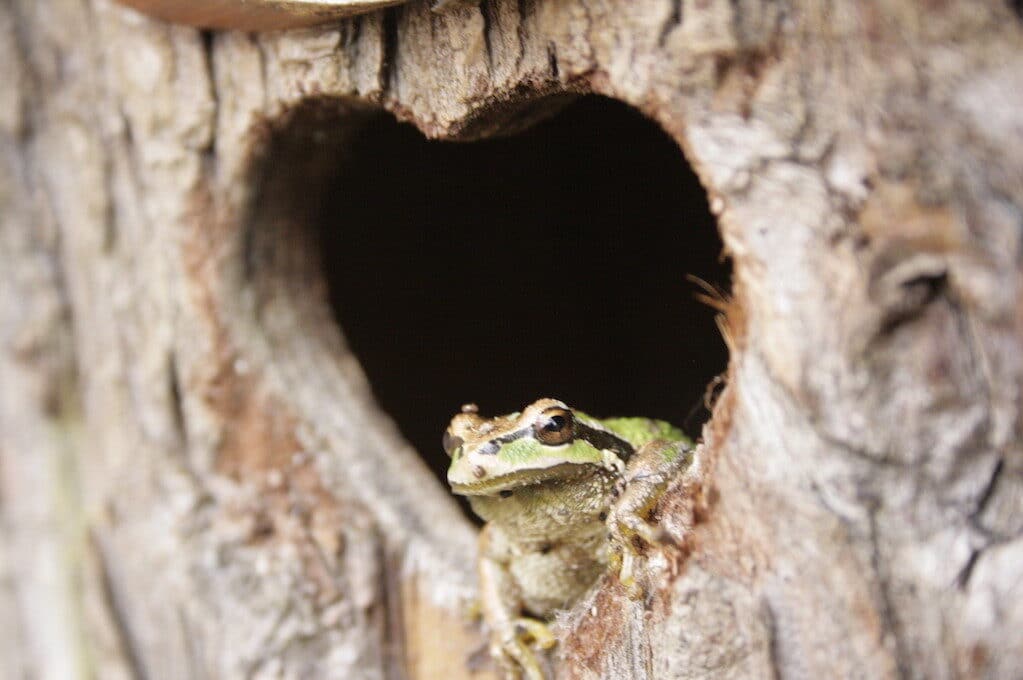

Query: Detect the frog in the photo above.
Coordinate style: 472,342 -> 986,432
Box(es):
444,398 -> 694,680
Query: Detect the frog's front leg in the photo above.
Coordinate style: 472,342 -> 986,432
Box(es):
478,525 -> 554,680
606,439 -> 694,595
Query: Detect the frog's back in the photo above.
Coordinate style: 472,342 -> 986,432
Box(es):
597,416 -> 688,449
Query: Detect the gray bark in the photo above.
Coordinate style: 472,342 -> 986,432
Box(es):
1,0 -> 1021,679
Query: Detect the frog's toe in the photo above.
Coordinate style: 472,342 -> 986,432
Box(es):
607,506 -> 676,598
615,510 -> 652,544
497,637 -> 543,680
493,617 -> 553,680
608,505 -> 664,553
609,541 -> 643,599
514,617 -> 556,650
492,646 -> 532,680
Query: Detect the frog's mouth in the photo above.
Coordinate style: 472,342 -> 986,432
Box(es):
449,462 -> 599,496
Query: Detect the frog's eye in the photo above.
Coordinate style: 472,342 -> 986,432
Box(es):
443,431 -> 463,457
534,407 -> 574,446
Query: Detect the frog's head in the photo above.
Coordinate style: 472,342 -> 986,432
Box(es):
444,398 -> 635,496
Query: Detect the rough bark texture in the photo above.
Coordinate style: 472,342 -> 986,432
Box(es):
1,0 -> 1021,679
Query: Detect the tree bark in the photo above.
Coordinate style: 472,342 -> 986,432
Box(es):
1,0 -> 1021,679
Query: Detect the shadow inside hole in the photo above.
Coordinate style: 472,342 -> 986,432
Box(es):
318,96 -> 729,485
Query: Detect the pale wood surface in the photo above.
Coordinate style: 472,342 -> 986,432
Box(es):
1,0 -> 1021,678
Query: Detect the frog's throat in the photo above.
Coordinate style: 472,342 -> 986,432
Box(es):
449,462 -> 601,496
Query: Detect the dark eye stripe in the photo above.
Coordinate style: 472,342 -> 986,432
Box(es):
573,422 -> 635,461
473,419 -> 635,459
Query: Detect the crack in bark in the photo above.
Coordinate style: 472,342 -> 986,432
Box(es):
955,547 -> 983,590
546,42 -> 559,79
970,458 -> 1004,527
346,15 -> 362,49
867,506 -> 910,680
255,34 -> 270,106
197,29 -> 219,177
92,531 -> 150,680
658,0 -> 682,47
513,0 -> 530,75
957,458 -> 1007,588
343,14 -> 363,88
954,533 -> 1022,592
760,597 -> 783,680
381,7 -> 401,96
480,1 -> 495,71
167,352 -> 188,447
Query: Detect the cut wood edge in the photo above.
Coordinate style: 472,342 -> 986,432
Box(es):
113,0 -> 409,30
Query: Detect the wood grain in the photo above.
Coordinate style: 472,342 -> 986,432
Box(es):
2,0 -> 1021,678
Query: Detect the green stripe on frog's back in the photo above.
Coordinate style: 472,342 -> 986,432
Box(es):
598,417 -> 688,449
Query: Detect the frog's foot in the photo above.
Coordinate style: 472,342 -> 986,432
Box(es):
493,617 -> 555,680
607,504 -> 668,598
606,441 -> 693,597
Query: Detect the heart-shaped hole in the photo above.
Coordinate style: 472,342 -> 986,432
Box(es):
317,95 -> 729,485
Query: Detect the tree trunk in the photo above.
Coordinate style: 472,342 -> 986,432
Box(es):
1,0 -> 1021,679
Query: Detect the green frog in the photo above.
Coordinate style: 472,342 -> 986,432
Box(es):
444,398 -> 694,679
